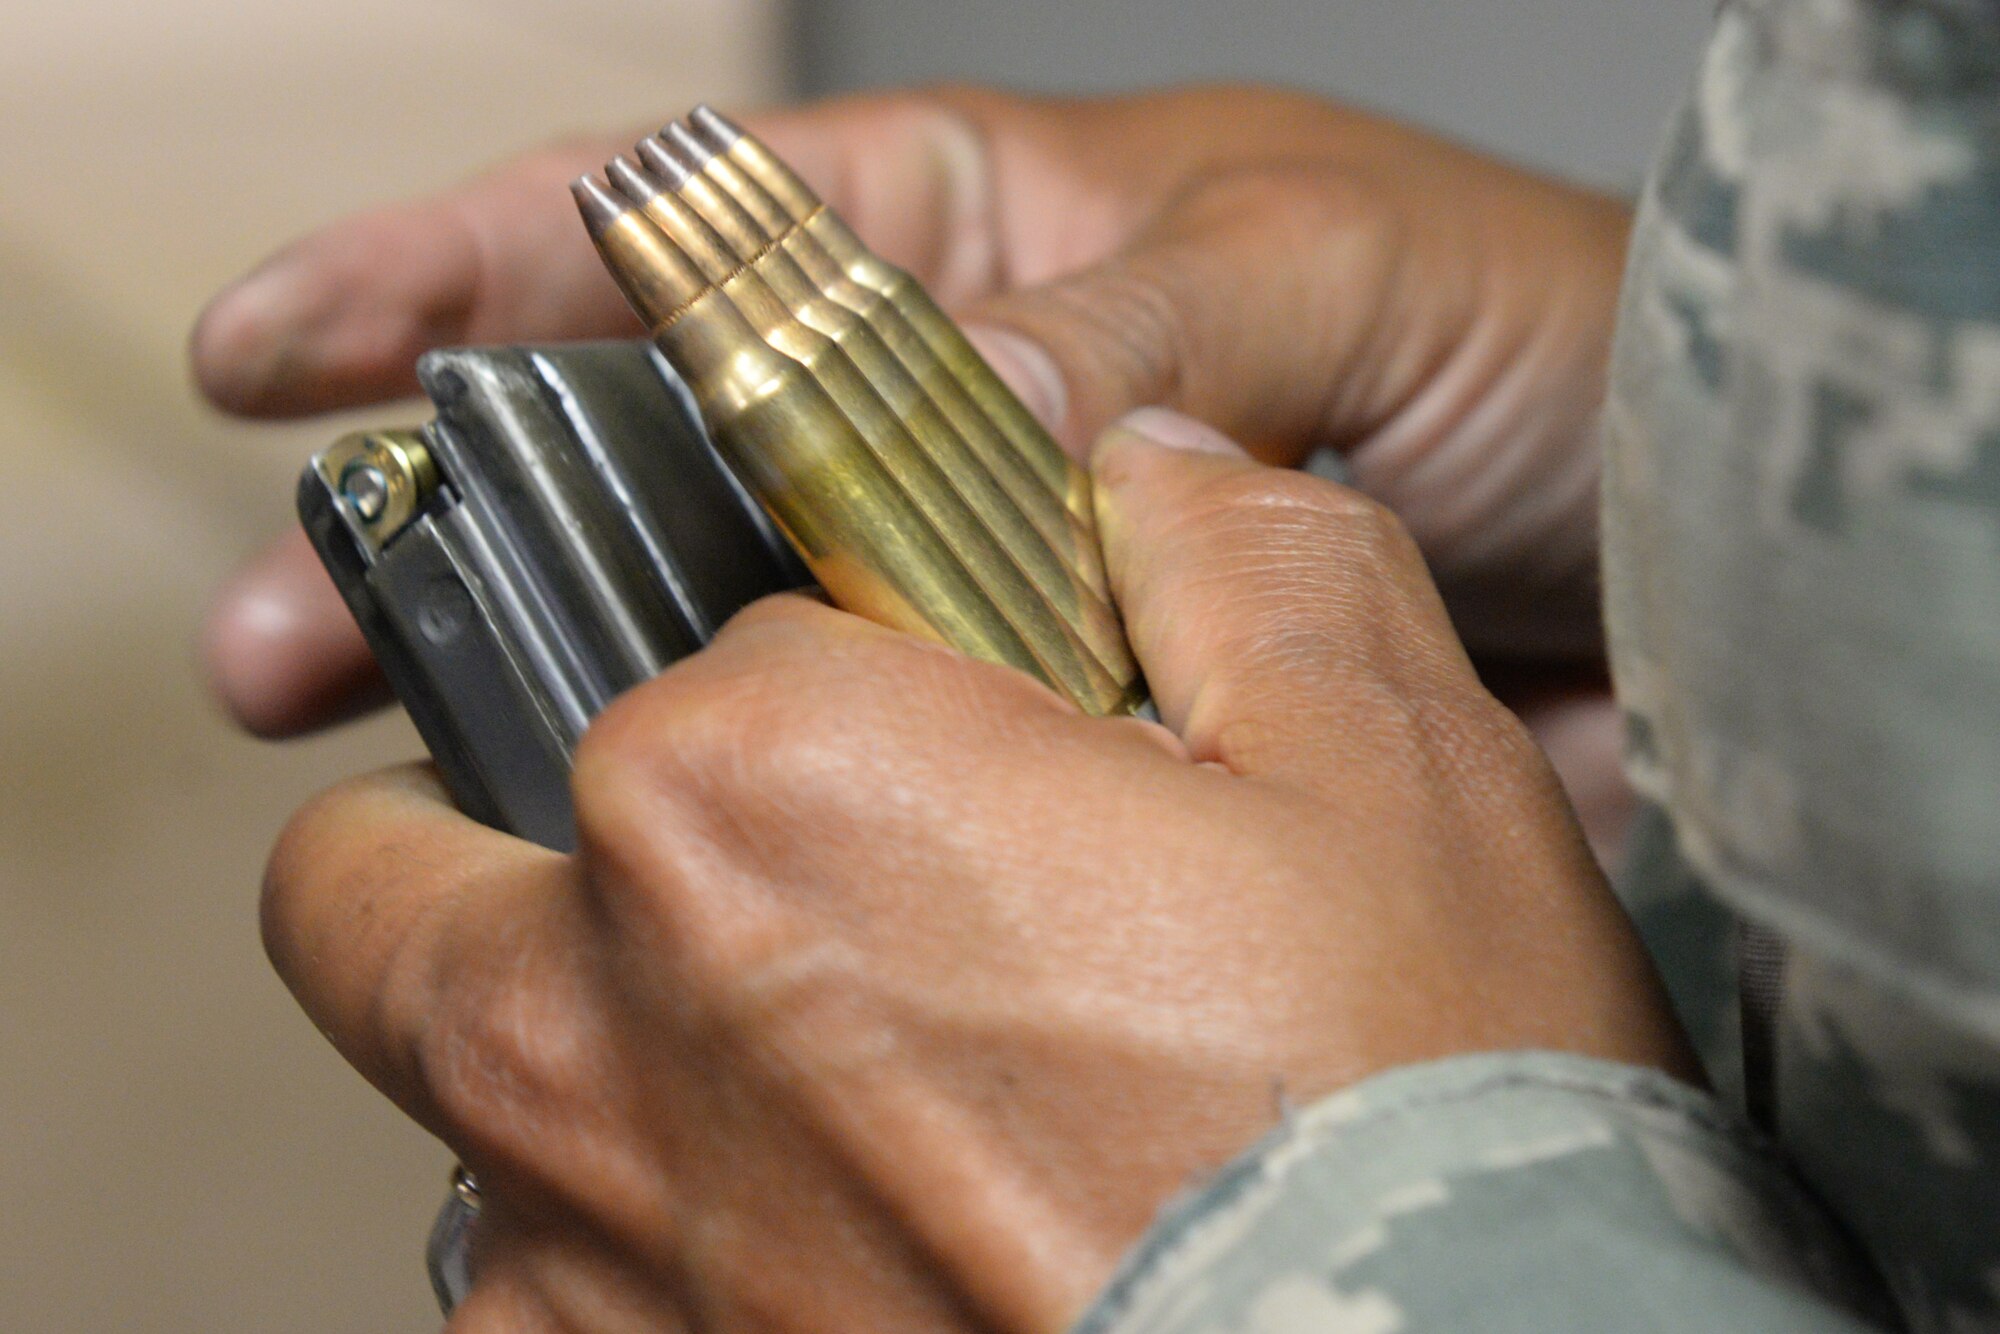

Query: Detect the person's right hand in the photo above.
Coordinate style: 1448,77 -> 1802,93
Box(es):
258,412 -> 1696,1331
195,85 -> 1630,739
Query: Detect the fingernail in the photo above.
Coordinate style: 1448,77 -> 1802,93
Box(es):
190,253 -> 312,410
964,324 -> 1068,431
1110,406 -> 1246,457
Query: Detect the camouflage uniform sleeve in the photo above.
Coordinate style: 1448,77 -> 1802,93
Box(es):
1070,1051 -> 1886,1334
1602,0 -> 2000,1328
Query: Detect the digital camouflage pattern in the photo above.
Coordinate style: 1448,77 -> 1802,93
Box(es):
1073,1 -> 2000,1328
1073,1053 -> 1885,1333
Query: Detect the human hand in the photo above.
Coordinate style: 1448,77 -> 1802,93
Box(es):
264,411 -> 1692,1331
196,85 -> 1630,738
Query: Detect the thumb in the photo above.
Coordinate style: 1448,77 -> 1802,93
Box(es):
1092,408 -> 1505,799
960,164 -> 1410,464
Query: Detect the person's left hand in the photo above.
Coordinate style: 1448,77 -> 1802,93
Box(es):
264,411 -> 1692,1332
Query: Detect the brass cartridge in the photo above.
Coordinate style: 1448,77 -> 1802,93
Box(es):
636,137 -> 1138,699
575,176 -> 1046,678
687,107 -> 1090,526
603,159 -> 1130,712
662,125 -> 1113,602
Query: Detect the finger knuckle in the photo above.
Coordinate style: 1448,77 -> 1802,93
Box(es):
570,604 -> 804,818
1039,259 -> 1193,410
718,589 -> 817,635
687,932 -> 889,1086
409,930 -> 611,1161
994,164 -> 1400,417
1192,466 -> 1403,554
1148,470 -> 1418,665
1457,689 -> 1563,780
569,669 -> 756,847
570,619 -> 913,863
1174,161 -> 1399,251
1387,670 -> 1554,790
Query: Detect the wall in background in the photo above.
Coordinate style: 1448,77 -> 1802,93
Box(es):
799,0 -> 1714,188
0,3 -> 784,1330
0,5 -> 1723,1331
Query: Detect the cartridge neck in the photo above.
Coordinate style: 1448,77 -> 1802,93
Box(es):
724,136 -> 822,222
725,241 -> 839,331
800,206 -> 892,286
675,170 -> 776,258
650,287 -> 794,392
770,218 -> 875,308
699,152 -> 795,238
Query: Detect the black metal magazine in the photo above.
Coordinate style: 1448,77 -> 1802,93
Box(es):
299,339 -> 810,851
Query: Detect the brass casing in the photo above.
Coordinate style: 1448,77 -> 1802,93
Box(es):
715,133 -> 1090,524
691,148 -> 1113,598
313,428 -> 438,551
652,165 -> 1139,700
593,206 -> 1147,709
623,190 -> 1133,713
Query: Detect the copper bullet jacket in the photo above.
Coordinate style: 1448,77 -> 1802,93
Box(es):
573,115 -> 1146,719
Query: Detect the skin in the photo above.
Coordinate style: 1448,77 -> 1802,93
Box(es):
195,85 -> 1628,734
197,88 -> 1682,1329
265,419 -> 1694,1332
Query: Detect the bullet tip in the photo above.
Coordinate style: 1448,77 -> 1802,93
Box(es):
664,121 -> 718,169
570,174 -> 627,235
689,104 -> 743,148
606,155 -> 664,205
637,135 -> 694,186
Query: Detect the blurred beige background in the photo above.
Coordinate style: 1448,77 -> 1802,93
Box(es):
0,2 -> 785,1328
0,3 -> 1708,1330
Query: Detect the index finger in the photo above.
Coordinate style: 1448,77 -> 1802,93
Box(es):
260,763 -> 573,1132
187,99 -> 995,421
189,87 -> 1290,422
192,138 -> 642,418
1089,412 -> 1515,799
